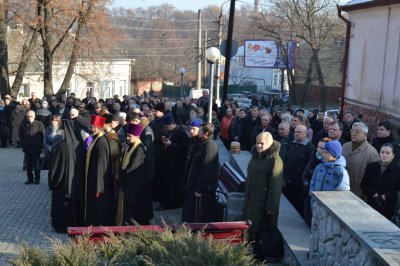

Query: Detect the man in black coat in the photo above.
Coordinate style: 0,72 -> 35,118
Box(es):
282,125 -> 314,218
312,116 -> 334,146
182,122 -> 219,223
177,96 -> 194,126
250,113 -> 277,148
84,115 -> 115,226
19,110 -> 45,184
158,114 -> 189,210
149,103 -> 168,203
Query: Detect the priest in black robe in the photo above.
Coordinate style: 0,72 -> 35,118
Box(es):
84,115 -> 116,226
158,114 -> 189,210
48,119 -> 86,233
115,123 -> 153,225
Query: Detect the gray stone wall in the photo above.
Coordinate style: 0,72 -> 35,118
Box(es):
310,191 -> 400,266
310,203 -> 379,266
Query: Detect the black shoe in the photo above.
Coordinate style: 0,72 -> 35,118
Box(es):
25,181 -> 34,185
34,180 -> 40,185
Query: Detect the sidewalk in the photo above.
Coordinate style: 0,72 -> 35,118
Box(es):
0,146 -> 181,264
0,146 -> 66,263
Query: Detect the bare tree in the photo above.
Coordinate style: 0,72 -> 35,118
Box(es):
0,0 -> 9,98
257,0 -> 343,109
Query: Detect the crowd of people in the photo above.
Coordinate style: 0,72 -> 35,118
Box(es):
0,89 -> 400,249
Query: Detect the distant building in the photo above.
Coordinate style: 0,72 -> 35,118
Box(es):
7,26 -> 135,100
229,45 -> 287,92
340,0 -> 400,134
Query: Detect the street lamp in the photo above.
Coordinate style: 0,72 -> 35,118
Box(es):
205,47 -> 221,123
178,67 -> 186,98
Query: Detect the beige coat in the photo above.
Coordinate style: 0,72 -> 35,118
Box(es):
342,141 -> 379,200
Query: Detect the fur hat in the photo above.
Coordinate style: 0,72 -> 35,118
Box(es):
324,140 -> 342,159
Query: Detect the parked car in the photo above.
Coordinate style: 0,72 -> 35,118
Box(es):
227,93 -> 245,100
282,95 -> 289,103
235,98 -> 252,109
325,109 -> 340,119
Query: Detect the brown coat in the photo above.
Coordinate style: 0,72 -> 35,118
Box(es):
342,140 -> 379,200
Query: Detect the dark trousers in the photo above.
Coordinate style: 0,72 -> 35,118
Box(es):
0,135 -> 7,147
282,184 -> 305,218
181,190 -> 216,223
25,153 -> 41,182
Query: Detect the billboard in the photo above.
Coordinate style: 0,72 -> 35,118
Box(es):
244,40 -> 296,69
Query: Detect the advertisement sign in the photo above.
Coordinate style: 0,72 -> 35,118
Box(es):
244,40 -> 296,69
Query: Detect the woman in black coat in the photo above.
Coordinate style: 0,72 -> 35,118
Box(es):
361,143 -> 400,219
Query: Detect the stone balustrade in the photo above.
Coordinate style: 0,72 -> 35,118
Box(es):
311,191 -> 400,266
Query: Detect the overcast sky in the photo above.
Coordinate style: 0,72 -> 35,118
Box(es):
111,0 -> 251,11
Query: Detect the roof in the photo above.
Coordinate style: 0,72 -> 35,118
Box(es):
340,0 -> 400,11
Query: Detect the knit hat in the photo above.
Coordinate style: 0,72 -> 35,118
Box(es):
90,114 -> 106,128
127,123 -> 144,137
190,119 -> 203,128
324,140 -> 342,159
154,103 -> 165,113
161,114 -> 175,125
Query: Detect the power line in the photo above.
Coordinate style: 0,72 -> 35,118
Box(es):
108,14 -> 215,23
111,25 -> 200,32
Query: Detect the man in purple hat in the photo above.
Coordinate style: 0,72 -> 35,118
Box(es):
116,123 -> 153,225
156,114 -> 189,211
84,115 -> 116,226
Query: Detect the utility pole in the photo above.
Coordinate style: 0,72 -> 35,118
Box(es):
196,10 -> 202,90
203,29 -> 208,87
215,11 -> 223,105
222,0 -> 236,100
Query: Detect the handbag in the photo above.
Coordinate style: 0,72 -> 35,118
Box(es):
391,192 -> 400,227
254,222 -> 284,260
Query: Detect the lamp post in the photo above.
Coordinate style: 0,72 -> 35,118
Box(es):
178,67 -> 186,98
205,47 -> 220,123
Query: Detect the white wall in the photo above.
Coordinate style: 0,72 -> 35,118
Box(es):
346,4 -> 400,114
10,59 -> 133,100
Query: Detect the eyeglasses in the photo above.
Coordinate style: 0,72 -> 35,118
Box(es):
350,129 -> 363,134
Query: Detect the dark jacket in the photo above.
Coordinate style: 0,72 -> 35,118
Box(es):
19,119 -> 45,155
243,141 -> 283,241
283,139 -> 314,186
250,125 -> 277,149
177,103 -> 194,125
11,109 -> 25,142
361,161 -> 400,219
312,129 -> 329,146
185,137 -> 219,193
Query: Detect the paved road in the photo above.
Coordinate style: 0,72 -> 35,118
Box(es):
0,146 -> 66,263
0,146 -> 181,264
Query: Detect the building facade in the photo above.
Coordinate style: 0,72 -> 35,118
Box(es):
341,0 -> 400,135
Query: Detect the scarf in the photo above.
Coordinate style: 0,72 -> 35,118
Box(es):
83,131 -> 104,222
116,138 -> 142,225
